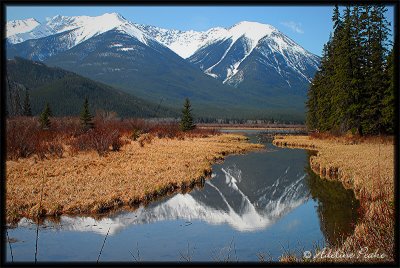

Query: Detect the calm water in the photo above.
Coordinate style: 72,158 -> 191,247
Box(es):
6,130 -> 359,262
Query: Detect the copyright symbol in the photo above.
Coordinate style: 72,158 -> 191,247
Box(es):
303,251 -> 312,259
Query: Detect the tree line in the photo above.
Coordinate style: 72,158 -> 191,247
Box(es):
25,97 -> 197,132
306,4 -> 395,135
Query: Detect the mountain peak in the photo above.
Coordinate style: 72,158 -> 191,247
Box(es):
99,12 -> 126,22
6,18 -> 41,37
228,21 -> 277,41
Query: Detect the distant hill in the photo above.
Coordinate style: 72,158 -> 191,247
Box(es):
6,57 -> 178,118
6,13 -> 322,121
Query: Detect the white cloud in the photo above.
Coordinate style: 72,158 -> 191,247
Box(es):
281,21 -> 304,34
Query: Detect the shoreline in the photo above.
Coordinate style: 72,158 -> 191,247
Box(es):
6,133 -> 263,224
273,135 -> 395,262
199,125 -> 306,131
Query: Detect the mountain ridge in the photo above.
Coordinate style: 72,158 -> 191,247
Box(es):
6,57 -> 178,118
6,13 -> 321,121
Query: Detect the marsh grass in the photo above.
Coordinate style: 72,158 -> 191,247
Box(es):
211,237 -> 239,262
273,135 -> 395,262
97,225 -> 111,263
128,242 -> 141,262
6,132 -> 262,223
179,242 -> 195,262
6,227 -> 14,262
6,117 -> 221,159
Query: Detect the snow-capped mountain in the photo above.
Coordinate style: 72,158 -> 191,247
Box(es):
136,24 -> 228,59
6,13 -> 321,119
6,18 -> 41,41
138,21 -> 320,93
7,13 -> 155,61
188,21 -> 320,89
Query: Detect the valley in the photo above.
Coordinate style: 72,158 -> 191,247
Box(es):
6,12 -> 321,121
4,5 -> 396,265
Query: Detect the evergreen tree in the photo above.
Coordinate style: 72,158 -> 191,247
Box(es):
348,5 -> 365,134
332,5 -> 342,31
381,44 -> 395,134
179,98 -> 196,131
80,97 -> 94,130
23,90 -> 32,116
361,4 -> 391,134
39,103 -> 52,129
306,4 -> 393,135
333,6 -> 358,133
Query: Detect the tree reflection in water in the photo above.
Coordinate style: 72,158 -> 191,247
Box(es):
305,151 -> 360,247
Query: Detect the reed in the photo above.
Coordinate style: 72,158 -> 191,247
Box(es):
6,134 -> 263,223
128,242 -> 141,262
97,226 -> 111,263
6,228 -> 14,262
34,171 -> 46,263
273,135 -> 395,262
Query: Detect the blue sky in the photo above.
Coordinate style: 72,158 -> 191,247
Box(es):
6,5 -> 395,56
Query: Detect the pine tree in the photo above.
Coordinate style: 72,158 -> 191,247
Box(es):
361,4 -> 391,134
23,90 -> 32,116
179,98 -> 195,131
80,97 -> 94,130
348,5 -> 365,134
332,4 -> 342,31
381,43 -> 395,134
307,4 -> 393,136
333,6 -> 358,133
39,103 -> 52,129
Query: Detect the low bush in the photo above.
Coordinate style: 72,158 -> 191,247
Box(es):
6,116 -> 220,160
138,133 -> 154,147
6,117 -> 65,160
7,117 -> 39,160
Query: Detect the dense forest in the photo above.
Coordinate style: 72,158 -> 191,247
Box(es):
306,4 -> 396,135
5,57 -> 178,118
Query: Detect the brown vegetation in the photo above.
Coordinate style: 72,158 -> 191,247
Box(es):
6,117 -> 222,160
6,117 -> 263,224
273,134 -> 395,262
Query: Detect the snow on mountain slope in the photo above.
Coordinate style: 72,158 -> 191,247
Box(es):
6,13 -> 158,61
139,21 -> 319,90
6,14 -> 320,103
136,24 -> 229,59
6,18 -> 45,43
7,13 -> 150,47
6,18 -> 40,37
44,12 -> 149,46
187,21 -> 320,89
202,21 -> 278,81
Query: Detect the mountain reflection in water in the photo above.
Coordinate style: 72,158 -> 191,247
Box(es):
11,138 -> 360,262
18,144 -> 312,235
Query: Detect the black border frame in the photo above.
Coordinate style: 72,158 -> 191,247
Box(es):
1,0 -> 399,267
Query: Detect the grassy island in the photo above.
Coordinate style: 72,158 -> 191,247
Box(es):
6,117 -> 263,224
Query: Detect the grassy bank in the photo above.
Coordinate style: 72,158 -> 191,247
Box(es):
273,135 -> 395,262
6,133 -> 263,223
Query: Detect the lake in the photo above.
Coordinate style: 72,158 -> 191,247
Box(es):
5,130 -> 360,262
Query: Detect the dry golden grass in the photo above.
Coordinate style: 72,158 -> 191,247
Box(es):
273,135 -> 395,262
6,134 -> 263,223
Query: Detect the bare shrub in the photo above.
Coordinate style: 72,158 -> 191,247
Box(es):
149,122 -> 180,139
6,117 -> 40,160
138,133 -> 154,147
6,117 -> 220,160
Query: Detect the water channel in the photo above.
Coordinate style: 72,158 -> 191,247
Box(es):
5,130 -> 360,262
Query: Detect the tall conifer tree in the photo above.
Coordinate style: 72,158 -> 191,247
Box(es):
306,4 -> 393,135
39,103 -> 52,129
180,98 -> 195,131
80,98 -> 94,130
23,90 -> 32,116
